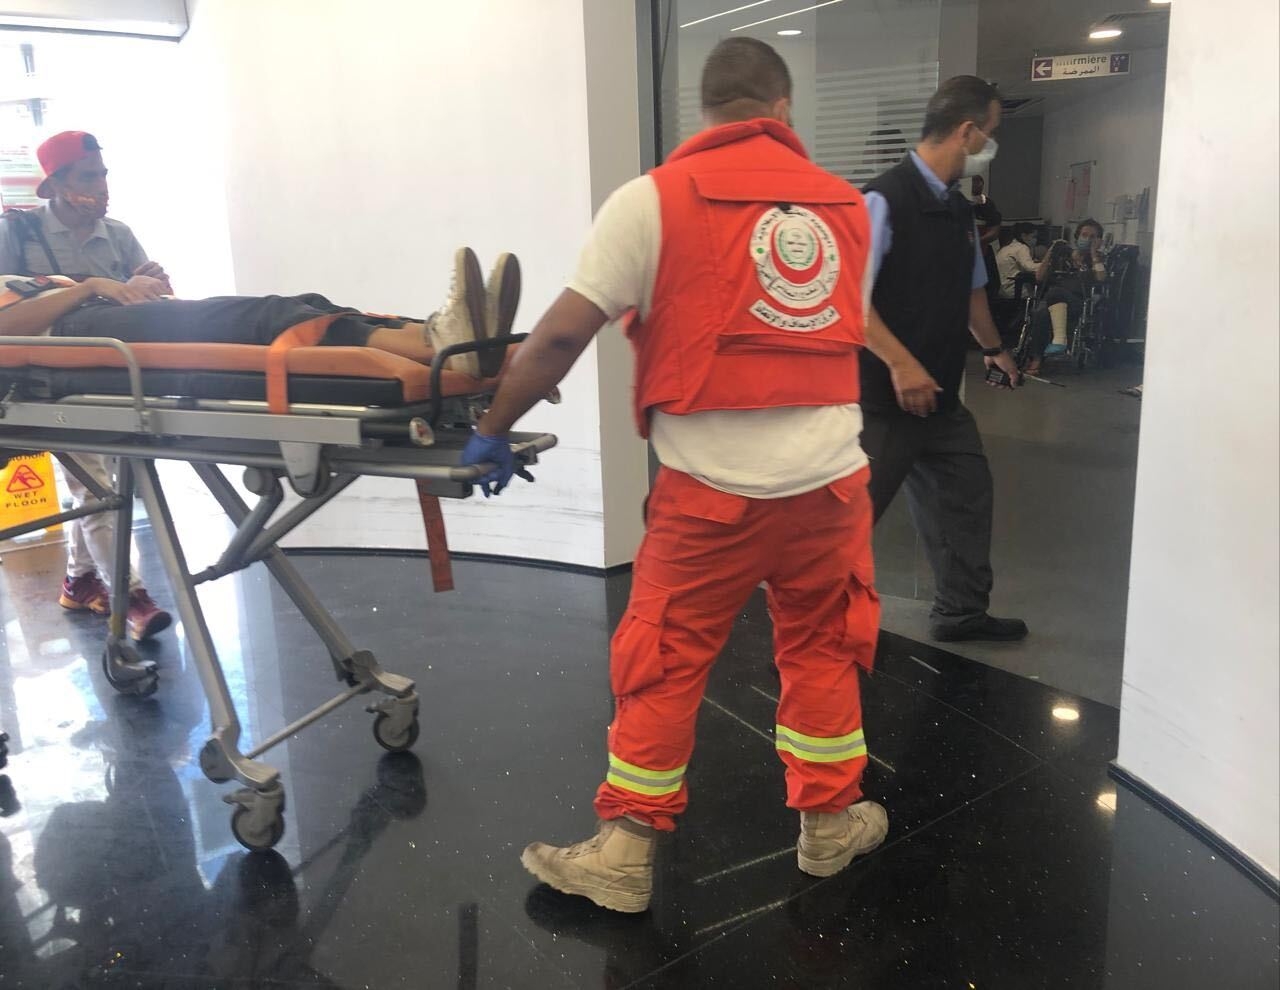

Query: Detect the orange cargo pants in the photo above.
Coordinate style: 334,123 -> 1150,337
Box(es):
594,465 -> 879,831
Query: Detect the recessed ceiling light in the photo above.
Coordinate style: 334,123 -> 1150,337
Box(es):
1089,27 -> 1124,39
1095,790 -> 1117,813
1150,0 -> 1171,4
778,29 -> 803,36
1052,705 -> 1081,722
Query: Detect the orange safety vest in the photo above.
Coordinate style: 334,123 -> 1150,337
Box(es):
626,118 -> 869,437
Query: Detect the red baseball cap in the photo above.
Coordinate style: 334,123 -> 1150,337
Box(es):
35,131 -> 103,199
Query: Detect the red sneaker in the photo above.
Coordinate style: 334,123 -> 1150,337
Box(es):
126,588 -> 172,641
59,573 -> 111,615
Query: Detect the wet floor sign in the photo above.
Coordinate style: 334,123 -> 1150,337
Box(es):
1,452 -> 61,538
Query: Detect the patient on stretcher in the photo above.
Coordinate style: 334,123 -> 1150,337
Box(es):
0,247 -> 518,379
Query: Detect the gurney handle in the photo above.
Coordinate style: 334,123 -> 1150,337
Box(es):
427,332 -> 528,427
446,433 -> 556,482
0,335 -> 150,432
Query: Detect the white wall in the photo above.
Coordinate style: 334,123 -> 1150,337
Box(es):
582,1 -> 651,568
178,0 -> 645,570
1118,0 -> 1279,879
1038,50 -> 1166,244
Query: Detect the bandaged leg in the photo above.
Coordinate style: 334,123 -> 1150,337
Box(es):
1049,302 -> 1070,346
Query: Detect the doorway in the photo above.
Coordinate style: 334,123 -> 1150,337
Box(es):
647,0 -> 1169,706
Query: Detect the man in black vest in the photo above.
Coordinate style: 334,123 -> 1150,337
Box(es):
860,76 -> 1027,643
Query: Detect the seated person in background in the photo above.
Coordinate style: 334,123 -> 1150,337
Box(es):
996,222 -> 1039,299
0,247 -> 517,378
1024,218 -> 1107,373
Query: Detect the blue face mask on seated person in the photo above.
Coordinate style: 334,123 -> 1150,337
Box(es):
1076,236 -> 1095,252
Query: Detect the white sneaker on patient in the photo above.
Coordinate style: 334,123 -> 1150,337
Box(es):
425,247 -> 486,378
481,252 -> 521,379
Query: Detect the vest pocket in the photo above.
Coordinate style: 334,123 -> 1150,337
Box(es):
609,577 -> 671,697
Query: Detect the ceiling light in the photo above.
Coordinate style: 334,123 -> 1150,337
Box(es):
1095,790 -> 1117,813
778,29 -> 803,36
1150,0 -> 1171,4
1052,705 -> 1080,722
733,0 -> 844,32
1089,27 -> 1124,39
680,1 -> 781,29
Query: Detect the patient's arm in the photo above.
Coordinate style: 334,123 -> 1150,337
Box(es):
0,276 -> 174,337
0,280 -> 99,336
478,289 -> 608,435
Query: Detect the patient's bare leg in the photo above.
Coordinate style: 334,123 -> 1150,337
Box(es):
365,324 -> 435,365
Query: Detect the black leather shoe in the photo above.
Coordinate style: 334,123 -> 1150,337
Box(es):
930,614 -> 1028,643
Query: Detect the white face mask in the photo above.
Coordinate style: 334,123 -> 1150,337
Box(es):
962,127 -> 998,177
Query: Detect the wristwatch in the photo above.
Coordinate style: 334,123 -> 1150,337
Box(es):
982,346 -> 1004,357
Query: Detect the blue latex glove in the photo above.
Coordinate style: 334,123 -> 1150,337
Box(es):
459,430 -> 534,497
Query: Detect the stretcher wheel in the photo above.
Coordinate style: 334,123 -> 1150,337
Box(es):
372,711 -> 420,753
231,804 -> 286,852
101,643 -> 159,698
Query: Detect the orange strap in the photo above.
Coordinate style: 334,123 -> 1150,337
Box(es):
265,314 -> 343,414
415,481 -> 455,593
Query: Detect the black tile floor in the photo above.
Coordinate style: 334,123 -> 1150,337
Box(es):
0,542 -> 1276,989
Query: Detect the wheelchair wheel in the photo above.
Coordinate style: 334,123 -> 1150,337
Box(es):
1012,313 -> 1035,370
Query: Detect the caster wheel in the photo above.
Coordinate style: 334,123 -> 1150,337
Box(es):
372,711 -> 420,753
199,741 -> 233,784
102,643 -> 158,697
231,805 -> 285,852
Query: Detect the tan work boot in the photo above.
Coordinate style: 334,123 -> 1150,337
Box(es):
521,818 -> 656,913
424,246 -> 486,378
797,800 -> 888,877
481,252 -> 521,378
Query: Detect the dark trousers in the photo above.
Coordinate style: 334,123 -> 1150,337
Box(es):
862,403 -> 994,626
52,294 -> 377,347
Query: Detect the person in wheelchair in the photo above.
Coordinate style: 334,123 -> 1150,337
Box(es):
1024,218 -> 1107,374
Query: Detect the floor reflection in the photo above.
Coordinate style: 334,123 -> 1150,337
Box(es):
1,540 -> 1276,988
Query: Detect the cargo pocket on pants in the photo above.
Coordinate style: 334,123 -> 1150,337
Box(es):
841,560 -> 881,671
609,578 -> 671,697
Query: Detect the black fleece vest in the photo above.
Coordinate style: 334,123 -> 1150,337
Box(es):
861,156 -> 975,413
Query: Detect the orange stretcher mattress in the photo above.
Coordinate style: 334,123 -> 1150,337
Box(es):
0,342 -> 502,408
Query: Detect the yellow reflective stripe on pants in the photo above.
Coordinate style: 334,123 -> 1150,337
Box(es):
606,753 -> 687,797
774,724 -> 867,764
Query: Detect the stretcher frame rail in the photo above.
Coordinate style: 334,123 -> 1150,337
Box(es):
0,330 -> 556,852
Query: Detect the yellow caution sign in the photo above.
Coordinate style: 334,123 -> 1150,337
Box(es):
1,452 -> 62,537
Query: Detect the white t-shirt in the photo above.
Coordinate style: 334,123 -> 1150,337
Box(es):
996,241 -> 1036,299
568,176 -> 871,499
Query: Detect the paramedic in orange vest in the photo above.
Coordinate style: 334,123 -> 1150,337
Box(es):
461,38 -> 941,914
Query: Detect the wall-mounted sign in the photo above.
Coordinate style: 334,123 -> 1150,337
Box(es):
1031,53 -> 1131,82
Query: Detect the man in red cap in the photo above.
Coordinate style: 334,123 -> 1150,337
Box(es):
0,130 -> 172,639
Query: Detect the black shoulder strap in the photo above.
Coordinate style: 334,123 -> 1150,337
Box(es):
2,208 -> 62,276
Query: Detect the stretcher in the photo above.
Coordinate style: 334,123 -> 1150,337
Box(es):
0,330 -> 555,851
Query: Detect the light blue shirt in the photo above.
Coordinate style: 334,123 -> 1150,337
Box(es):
863,151 -> 988,291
